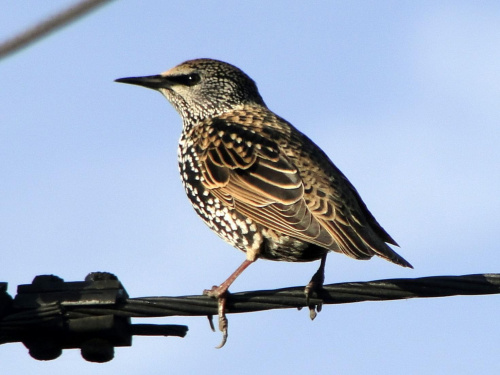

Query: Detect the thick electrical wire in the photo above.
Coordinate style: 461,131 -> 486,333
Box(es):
80,273 -> 499,318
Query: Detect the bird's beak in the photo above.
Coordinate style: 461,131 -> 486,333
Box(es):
115,74 -> 167,90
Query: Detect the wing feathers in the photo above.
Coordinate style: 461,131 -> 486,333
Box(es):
196,118 -> 410,266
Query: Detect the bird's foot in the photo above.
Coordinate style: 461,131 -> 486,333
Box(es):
204,286 -> 229,349
202,259 -> 255,348
203,284 -> 225,298
304,268 -> 325,320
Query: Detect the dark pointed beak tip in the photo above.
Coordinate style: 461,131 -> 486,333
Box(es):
114,75 -> 165,90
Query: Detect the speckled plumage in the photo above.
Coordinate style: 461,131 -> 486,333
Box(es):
116,58 -> 412,346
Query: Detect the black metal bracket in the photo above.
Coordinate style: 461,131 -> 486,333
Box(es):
0,272 -> 187,362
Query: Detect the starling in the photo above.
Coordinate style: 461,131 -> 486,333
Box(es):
116,58 -> 412,347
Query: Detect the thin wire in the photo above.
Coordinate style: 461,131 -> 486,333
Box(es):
0,0 -> 115,60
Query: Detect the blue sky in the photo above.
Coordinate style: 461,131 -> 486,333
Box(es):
1,1 -> 499,373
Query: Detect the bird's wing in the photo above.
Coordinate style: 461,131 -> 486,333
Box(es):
195,118 -> 411,267
197,119 -> 366,253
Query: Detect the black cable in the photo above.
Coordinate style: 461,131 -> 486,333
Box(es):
1,273 -> 498,361
112,273 -> 500,317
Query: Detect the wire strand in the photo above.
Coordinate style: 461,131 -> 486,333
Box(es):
0,0 -> 115,60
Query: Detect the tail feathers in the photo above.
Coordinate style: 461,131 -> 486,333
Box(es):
329,217 -> 413,269
376,242 -> 413,269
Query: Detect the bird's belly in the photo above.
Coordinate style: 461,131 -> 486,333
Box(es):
179,173 -> 256,248
181,176 -> 326,262
259,229 -> 327,262
178,151 -> 327,263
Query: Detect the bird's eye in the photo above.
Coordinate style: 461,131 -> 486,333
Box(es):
169,73 -> 201,86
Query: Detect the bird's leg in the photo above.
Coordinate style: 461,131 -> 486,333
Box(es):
304,254 -> 327,320
203,258 -> 254,348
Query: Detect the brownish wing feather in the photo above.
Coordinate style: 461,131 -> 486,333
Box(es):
198,117 -> 412,267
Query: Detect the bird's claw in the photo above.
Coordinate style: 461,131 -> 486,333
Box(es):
308,302 -> 322,320
215,305 -> 228,349
204,287 -> 229,348
207,315 -> 216,332
304,270 -> 325,320
203,285 -> 222,298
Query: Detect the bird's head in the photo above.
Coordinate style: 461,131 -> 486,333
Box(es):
116,58 -> 266,122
